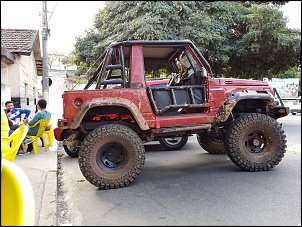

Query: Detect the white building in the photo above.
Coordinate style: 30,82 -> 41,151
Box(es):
1,28 -> 42,111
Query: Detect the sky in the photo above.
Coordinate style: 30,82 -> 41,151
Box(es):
1,1 -> 301,56
1,1 -> 105,55
281,1 -> 301,30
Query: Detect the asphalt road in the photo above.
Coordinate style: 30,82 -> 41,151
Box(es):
57,114 -> 301,226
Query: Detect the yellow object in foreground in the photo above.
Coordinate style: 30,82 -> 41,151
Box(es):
44,122 -> 54,147
24,118 -> 51,154
3,124 -> 28,162
1,158 -> 35,226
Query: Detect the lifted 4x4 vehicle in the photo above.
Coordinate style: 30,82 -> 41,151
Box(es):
54,40 -> 289,189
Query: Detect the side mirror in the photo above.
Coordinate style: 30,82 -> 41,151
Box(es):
196,67 -> 207,78
196,68 -> 207,84
202,67 -> 207,78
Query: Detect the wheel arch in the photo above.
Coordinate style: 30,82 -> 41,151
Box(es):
69,97 -> 150,130
214,90 -> 277,122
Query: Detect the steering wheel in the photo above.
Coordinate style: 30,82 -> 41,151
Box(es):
168,73 -> 178,86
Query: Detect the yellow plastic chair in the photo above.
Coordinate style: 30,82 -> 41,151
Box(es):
3,124 -> 29,162
43,121 -> 54,147
25,118 -> 51,154
1,157 -> 35,226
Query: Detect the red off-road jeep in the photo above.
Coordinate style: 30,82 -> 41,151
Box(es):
54,40 -> 289,189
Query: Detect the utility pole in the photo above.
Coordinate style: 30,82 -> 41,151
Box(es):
42,1 -> 49,103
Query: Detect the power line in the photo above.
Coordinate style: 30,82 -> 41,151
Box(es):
48,1 -> 59,23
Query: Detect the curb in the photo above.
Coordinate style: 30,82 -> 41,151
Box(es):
37,169 -> 57,226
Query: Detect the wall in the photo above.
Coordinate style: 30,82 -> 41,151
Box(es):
8,51 -> 39,110
1,62 -> 11,107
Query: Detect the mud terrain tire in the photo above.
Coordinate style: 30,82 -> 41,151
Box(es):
78,124 -> 145,189
197,134 -> 226,154
158,136 -> 189,150
225,113 -> 287,171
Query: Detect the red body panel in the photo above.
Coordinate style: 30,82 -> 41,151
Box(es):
60,77 -> 273,129
54,127 -> 63,141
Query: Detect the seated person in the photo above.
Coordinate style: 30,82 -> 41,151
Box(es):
1,108 -> 33,156
34,103 -> 50,147
5,100 -> 31,138
7,118 -> 19,135
4,100 -> 31,123
23,99 -> 51,153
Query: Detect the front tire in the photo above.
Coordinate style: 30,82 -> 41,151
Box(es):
225,113 -> 287,171
78,124 -> 145,189
158,136 -> 188,150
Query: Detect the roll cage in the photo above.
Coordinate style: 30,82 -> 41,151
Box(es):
84,40 -> 213,90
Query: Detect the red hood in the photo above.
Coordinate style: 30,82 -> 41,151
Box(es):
218,78 -> 269,86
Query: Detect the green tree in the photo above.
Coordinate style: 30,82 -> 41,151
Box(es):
74,1 -> 300,80
48,52 -> 75,70
48,52 -> 65,70
61,52 -> 75,66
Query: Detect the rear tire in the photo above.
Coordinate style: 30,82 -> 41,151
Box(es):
62,131 -> 79,158
78,124 -> 145,189
64,146 -> 79,158
197,134 -> 225,154
158,136 -> 188,150
225,113 -> 287,171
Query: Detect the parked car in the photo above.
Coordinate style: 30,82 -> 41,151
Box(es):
290,96 -> 301,115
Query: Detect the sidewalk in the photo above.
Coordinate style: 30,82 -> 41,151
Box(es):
13,138 -> 58,226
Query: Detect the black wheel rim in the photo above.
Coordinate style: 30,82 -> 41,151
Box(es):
97,142 -> 126,168
242,130 -> 269,154
64,145 -> 79,153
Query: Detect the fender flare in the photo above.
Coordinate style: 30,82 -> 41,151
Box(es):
214,90 -> 275,122
69,97 -> 150,130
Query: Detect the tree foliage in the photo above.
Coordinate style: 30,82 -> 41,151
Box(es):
48,52 -> 65,69
73,1 -> 300,80
61,52 -> 75,66
48,51 -> 75,70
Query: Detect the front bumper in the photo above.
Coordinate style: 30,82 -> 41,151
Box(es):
54,127 -> 63,141
272,106 -> 290,118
